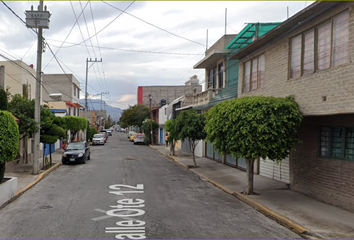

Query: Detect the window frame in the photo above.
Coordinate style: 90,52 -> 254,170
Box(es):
242,53 -> 265,93
319,126 -> 354,161
289,10 -> 349,79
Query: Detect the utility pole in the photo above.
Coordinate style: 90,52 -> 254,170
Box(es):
25,1 -> 50,174
149,94 -> 153,145
85,58 -> 102,111
100,92 -> 109,111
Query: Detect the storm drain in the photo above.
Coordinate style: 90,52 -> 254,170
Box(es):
124,157 -> 135,161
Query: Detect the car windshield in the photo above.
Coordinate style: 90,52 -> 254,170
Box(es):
66,142 -> 85,150
93,134 -> 104,138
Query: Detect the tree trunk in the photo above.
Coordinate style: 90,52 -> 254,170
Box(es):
49,145 -> 52,166
0,161 -> 5,183
43,144 -> 46,169
191,140 -> 197,168
170,140 -> 176,156
245,158 -> 256,195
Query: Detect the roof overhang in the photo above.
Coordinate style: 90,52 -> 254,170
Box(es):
175,105 -> 193,111
194,49 -> 230,69
229,1 -> 339,60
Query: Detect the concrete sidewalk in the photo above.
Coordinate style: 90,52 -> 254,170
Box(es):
150,144 -> 354,239
3,149 -> 64,201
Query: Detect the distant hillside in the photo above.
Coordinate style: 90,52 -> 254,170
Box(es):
80,99 -> 123,121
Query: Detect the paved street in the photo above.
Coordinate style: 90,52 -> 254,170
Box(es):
0,133 -> 300,239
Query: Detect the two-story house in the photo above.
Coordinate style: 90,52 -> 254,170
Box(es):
193,23 -> 280,169
0,60 -> 39,171
229,1 -> 354,211
42,74 -> 83,116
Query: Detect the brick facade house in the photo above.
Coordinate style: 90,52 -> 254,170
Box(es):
230,1 -> 354,211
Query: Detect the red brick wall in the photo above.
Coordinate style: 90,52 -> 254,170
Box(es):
291,115 -> 354,212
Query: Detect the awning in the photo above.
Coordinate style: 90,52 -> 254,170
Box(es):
226,22 -> 281,53
65,101 -> 76,107
74,103 -> 84,108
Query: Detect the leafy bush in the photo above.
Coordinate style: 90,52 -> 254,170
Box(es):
0,111 -> 20,182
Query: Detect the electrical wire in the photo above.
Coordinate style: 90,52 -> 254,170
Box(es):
101,1 -> 206,47
46,39 -> 203,56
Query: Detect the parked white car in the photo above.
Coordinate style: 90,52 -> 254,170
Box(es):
92,133 -> 105,145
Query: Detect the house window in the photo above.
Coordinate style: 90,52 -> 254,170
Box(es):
303,30 -> 315,75
208,67 -> 217,89
289,10 -> 349,78
243,54 -> 265,93
73,85 -> 76,96
332,11 -> 349,67
218,63 -> 224,89
320,126 -> 354,160
290,35 -> 301,78
317,22 -> 331,70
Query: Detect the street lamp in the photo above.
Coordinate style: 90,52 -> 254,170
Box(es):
149,94 -> 153,145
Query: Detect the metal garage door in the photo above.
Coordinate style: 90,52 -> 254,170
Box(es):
260,157 -> 290,183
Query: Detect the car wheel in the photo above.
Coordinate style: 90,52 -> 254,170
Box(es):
62,159 -> 66,165
82,155 -> 86,164
87,153 -> 90,160
134,142 -> 136,145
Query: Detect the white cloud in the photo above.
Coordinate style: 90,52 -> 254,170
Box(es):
0,1 -> 313,111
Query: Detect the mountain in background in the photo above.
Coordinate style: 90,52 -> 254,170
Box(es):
80,99 -> 123,121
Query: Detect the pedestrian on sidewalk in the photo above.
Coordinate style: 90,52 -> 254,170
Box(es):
165,133 -> 169,147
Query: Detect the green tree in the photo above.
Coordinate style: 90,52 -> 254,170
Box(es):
8,94 -> 37,139
120,105 -> 149,128
63,116 -> 88,142
40,108 -> 66,168
0,89 -> 8,111
88,126 -> 98,141
205,96 -> 302,195
0,111 -> 19,182
165,119 -> 180,156
105,115 -> 113,129
141,118 -> 158,144
176,109 -> 206,167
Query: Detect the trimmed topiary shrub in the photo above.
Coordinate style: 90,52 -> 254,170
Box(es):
0,111 -> 20,182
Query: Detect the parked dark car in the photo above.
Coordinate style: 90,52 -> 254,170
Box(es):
62,141 -> 90,164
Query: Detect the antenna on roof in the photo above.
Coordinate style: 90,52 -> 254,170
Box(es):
206,29 -> 208,51
287,6 -> 289,19
225,8 -> 227,35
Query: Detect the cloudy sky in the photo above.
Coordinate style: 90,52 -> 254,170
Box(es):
0,1 -> 312,110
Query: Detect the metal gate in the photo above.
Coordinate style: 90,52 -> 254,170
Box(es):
205,141 -> 222,163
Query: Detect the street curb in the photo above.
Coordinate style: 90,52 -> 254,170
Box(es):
151,146 -> 320,239
231,192 -> 316,238
16,162 -> 62,197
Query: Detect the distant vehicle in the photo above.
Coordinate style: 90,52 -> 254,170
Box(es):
106,129 -> 112,136
127,131 -> 135,139
62,141 -> 90,164
100,130 -> 109,140
92,133 -> 105,145
134,133 -> 145,145
130,132 -> 137,142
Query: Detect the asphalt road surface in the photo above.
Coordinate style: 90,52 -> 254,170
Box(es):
0,132 -> 301,239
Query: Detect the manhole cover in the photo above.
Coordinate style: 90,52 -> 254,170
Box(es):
124,157 -> 135,160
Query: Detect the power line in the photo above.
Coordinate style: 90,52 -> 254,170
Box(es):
61,1 -> 136,49
46,39 -> 203,56
101,1 -> 206,47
